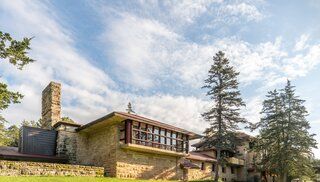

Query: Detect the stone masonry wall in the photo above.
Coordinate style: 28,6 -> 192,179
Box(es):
42,82 -> 61,129
116,148 -> 184,180
56,129 -> 78,164
186,161 -> 212,181
0,160 -> 103,176
76,124 -> 118,177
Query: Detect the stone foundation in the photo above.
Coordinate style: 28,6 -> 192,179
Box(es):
0,160 -> 104,176
116,149 -> 184,180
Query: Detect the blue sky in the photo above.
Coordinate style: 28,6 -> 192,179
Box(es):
1,0 -> 320,157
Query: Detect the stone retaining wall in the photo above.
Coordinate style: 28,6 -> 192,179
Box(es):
0,160 -> 104,176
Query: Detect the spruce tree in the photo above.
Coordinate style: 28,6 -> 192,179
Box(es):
254,80 -> 317,182
202,51 -> 247,182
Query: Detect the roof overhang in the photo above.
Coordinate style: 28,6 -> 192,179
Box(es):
77,111 -> 202,139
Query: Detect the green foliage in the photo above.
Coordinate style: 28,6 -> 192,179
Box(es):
0,30 -> 34,105
0,31 -> 34,144
21,119 -> 39,128
0,31 -> 34,69
61,117 -> 76,124
253,80 -> 317,181
201,51 -> 247,182
0,82 -> 23,111
5,125 -> 20,147
0,117 -> 8,146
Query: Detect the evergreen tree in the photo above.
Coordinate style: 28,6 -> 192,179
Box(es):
0,116 -> 8,146
253,80 -> 317,182
0,31 -> 34,121
20,119 -> 39,128
5,125 -> 19,147
126,102 -> 135,114
202,51 -> 247,182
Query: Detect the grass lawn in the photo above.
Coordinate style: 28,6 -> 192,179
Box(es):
0,177 -> 176,182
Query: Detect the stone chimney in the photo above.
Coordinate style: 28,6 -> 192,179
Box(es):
42,81 -> 61,129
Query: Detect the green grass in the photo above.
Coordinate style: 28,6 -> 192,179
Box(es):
0,177 -> 176,182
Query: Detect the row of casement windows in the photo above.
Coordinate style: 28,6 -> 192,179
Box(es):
120,120 -> 189,153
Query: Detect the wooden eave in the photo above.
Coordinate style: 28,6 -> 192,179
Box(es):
76,111 -> 202,139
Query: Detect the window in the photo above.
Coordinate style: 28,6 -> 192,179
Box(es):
130,120 -> 189,153
201,162 -> 205,170
249,141 -> 255,149
212,164 -> 215,172
222,166 -> 226,173
119,123 -> 125,142
231,166 -> 235,174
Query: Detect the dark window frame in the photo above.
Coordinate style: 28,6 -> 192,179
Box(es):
124,120 -> 189,153
201,162 -> 205,170
222,166 -> 226,173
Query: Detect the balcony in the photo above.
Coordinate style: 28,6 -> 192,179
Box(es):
120,143 -> 187,157
227,157 -> 245,166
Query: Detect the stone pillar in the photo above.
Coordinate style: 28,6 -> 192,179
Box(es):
42,81 -> 61,129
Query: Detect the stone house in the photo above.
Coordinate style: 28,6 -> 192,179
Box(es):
13,81 -> 263,181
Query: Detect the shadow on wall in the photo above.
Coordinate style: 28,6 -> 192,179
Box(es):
139,164 -> 181,180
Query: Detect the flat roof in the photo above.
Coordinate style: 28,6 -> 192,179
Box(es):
77,111 -> 202,139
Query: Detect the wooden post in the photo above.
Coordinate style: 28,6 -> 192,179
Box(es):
125,120 -> 132,144
186,135 -> 189,153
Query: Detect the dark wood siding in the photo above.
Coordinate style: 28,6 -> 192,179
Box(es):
19,126 -> 57,156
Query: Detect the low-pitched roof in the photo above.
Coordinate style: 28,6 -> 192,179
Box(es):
77,111 -> 202,139
187,151 -> 216,162
53,121 -> 81,128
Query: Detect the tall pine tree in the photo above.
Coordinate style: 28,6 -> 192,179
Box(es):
202,51 -> 247,182
254,80 -> 317,182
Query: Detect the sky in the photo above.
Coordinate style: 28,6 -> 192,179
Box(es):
1,0 -> 320,157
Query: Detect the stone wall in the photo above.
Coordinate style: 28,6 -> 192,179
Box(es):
76,124 -> 118,177
42,82 -> 61,129
186,161 -> 212,181
116,148 -> 184,180
0,160 -> 103,176
56,128 -> 78,164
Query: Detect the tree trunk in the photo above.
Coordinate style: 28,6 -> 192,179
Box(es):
280,173 -> 287,182
214,149 -> 221,182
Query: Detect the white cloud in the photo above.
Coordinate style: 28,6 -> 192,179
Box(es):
163,0 -> 222,23
0,0 -> 114,124
283,44 -> 320,78
294,34 -> 310,51
0,0 -> 209,136
102,13 -> 179,89
221,2 -> 264,22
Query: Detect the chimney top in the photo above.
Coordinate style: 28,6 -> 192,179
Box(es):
41,81 -> 61,129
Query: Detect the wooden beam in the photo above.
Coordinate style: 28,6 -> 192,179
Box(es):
125,120 -> 132,144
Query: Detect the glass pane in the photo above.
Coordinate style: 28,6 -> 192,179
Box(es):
133,121 -> 139,129
154,134 -> 159,142
154,127 -> 159,134
166,130 -> 171,137
133,131 -> 139,139
167,138 -> 171,146
140,131 -> 147,140
160,136 -> 165,144
140,123 -> 146,131
160,129 -> 165,136
147,133 -> 152,141
172,132 -> 177,138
